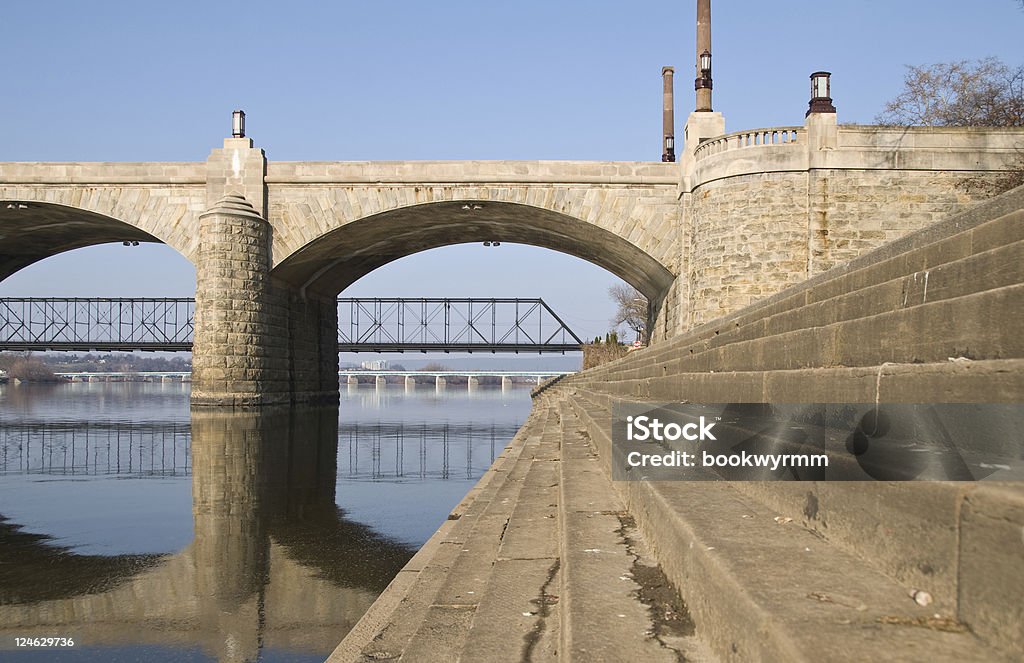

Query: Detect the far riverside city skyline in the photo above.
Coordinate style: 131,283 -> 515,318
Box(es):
0,1 -> 1020,355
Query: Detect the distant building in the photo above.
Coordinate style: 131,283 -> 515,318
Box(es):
361,360 -> 389,370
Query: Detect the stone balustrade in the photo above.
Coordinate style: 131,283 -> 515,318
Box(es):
693,126 -> 803,160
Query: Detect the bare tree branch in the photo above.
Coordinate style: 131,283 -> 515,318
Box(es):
608,284 -> 648,341
877,57 -> 1023,196
875,58 -> 1024,127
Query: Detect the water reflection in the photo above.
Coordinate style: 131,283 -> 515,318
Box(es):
1,419 -> 191,476
340,421 -> 521,481
0,406 -> 415,662
0,383 -> 534,660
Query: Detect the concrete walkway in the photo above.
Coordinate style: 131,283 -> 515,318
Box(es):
329,390 -> 716,662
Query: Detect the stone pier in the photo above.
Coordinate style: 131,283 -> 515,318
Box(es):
188,137 -> 338,408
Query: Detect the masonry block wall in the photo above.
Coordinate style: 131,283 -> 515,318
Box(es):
281,289 -> 340,404
677,120 -> 1020,329
191,194 -> 291,406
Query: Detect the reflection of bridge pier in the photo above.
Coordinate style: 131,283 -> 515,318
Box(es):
191,412 -> 275,649
0,406 -> 413,662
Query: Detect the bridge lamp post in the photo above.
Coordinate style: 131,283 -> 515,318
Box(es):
695,49 -> 713,112
806,72 -> 836,116
699,50 -> 711,78
231,110 -> 246,138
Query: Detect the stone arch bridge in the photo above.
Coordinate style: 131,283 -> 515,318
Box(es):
1,114 -> 1020,405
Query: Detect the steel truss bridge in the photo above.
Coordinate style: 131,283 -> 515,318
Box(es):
0,297 -> 583,353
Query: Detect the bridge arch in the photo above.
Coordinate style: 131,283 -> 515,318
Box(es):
271,200 -> 677,300
0,189 -> 202,283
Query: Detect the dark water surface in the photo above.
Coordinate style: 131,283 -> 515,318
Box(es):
0,381 -> 532,661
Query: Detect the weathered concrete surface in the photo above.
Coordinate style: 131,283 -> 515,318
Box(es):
565,392 -> 1018,662
329,399 -> 710,662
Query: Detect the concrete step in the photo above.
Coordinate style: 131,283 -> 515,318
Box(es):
329,406 -> 550,662
609,280 -> 1024,377
554,399 -> 717,663
764,238 -> 1024,336
564,392 -> 1019,662
443,394 -> 564,662
403,441 -> 559,662
569,358 -> 1024,404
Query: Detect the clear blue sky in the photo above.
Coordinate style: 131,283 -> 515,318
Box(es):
1,0 -> 1021,347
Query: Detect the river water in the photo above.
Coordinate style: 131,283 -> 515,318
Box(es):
0,381 -> 533,662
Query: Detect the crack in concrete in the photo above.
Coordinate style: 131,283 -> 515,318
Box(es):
520,558 -> 561,663
614,512 -> 693,662
497,516 -> 511,544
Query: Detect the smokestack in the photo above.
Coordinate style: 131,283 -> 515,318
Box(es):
695,0 -> 713,112
662,67 -> 676,162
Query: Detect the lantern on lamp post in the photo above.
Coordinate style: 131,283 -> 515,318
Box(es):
232,110 -> 246,138
700,50 -> 712,77
806,72 -> 836,116
695,50 -> 713,91
694,49 -> 713,112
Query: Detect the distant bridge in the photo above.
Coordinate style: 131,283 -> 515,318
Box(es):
0,297 -> 583,353
46,370 -> 570,387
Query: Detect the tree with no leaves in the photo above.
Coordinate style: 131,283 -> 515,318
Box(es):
608,284 -> 648,342
875,58 -> 1023,128
876,57 -> 1024,195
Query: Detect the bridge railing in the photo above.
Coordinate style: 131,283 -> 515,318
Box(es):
693,126 -> 804,161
